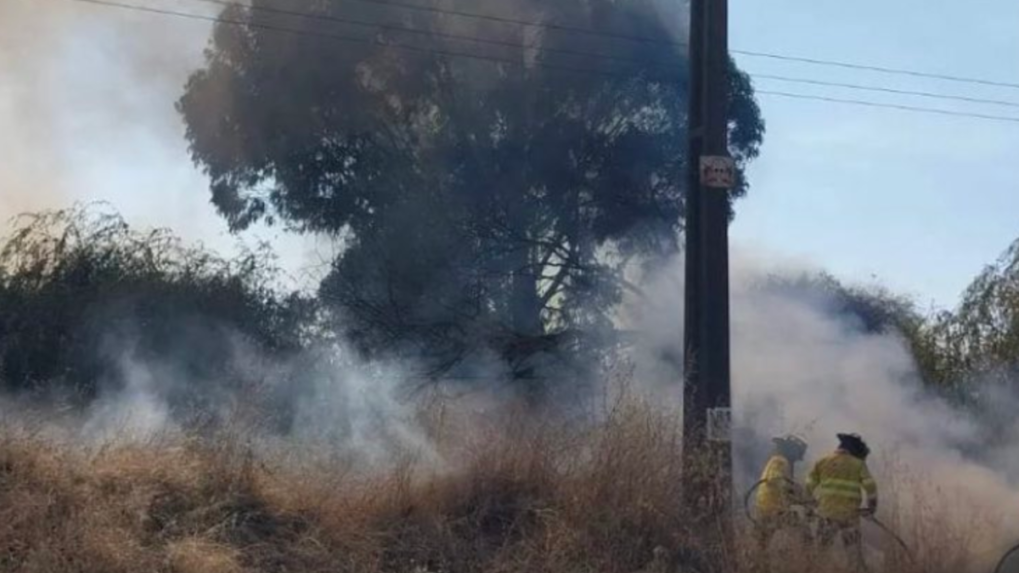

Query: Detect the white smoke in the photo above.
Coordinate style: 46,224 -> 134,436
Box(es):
68,326 -> 439,472
281,346 -> 441,469
82,351 -> 177,443
623,248 -> 1019,564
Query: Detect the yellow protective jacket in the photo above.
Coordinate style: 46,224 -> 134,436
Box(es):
755,455 -> 798,517
806,451 -> 878,523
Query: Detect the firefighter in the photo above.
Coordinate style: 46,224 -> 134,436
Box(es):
806,433 -> 878,571
754,435 -> 810,551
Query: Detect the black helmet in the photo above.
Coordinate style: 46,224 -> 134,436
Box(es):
773,434 -> 808,462
837,433 -> 870,459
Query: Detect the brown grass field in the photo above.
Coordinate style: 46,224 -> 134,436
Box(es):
0,393 -> 1003,573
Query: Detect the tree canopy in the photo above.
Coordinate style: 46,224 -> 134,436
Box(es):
0,206 -> 312,413
915,240 -> 1019,393
178,0 -> 765,386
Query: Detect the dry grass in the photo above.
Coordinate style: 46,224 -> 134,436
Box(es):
0,396 -> 998,573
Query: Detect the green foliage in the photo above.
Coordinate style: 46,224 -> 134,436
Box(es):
753,271 -> 920,334
919,240 -> 1019,393
0,205 -> 313,405
177,0 -> 765,383
752,271 -> 950,391
764,239 -> 1019,401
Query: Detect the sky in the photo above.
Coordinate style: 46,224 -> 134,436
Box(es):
1,0 -> 1017,308
729,0 -> 1019,309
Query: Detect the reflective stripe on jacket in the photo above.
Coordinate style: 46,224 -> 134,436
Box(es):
755,455 -> 794,517
806,451 -> 878,523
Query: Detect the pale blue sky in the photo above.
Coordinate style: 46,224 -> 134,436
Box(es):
730,0 -> 1019,309
1,0 -> 1017,308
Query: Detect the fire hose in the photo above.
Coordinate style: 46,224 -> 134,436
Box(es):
742,478 -> 773,527
994,543 -> 1019,573
863,514 -> 915,563
742,478 -> 917,567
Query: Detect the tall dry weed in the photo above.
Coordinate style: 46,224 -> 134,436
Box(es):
0,391 -> 1000,573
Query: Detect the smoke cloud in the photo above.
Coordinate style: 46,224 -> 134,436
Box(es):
0,0 -> 211,216
66,326 -> 438,472
624,249 -> 1019,562
49,240 -> 1019,558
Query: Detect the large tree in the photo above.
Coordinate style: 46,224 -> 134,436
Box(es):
179,0 -> 764,386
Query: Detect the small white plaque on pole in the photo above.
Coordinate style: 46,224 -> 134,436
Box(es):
700,156 -> 736,189
707,407 -> 732,442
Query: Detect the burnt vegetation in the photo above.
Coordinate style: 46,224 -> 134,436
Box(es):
0,395 -> 989,573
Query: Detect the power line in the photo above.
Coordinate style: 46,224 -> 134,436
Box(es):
148,0 -> 1019,108
230,0 -> 1019,94
756,90 -> 1019,124
285,0 -> 688,48
228,0 -> 1019,90
74,0 -> 1019,125
74,0 -> 665,80
186,0 -> 1019,108
734,50 -> 1019,91
201,0 -> 1019,101
753,74 -> 1019,109
180,0 -> 682,70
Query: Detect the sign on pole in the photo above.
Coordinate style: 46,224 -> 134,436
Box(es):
699,156 -> 736,189
706,407 -> 732,442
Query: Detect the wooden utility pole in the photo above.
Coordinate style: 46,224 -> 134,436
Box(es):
682,0 -> 734,552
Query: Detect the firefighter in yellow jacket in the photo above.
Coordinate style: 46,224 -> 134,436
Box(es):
754,435 -> 809,550
806,433 -> 878,569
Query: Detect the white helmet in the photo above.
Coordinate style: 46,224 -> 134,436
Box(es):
773,434 -> 808,461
